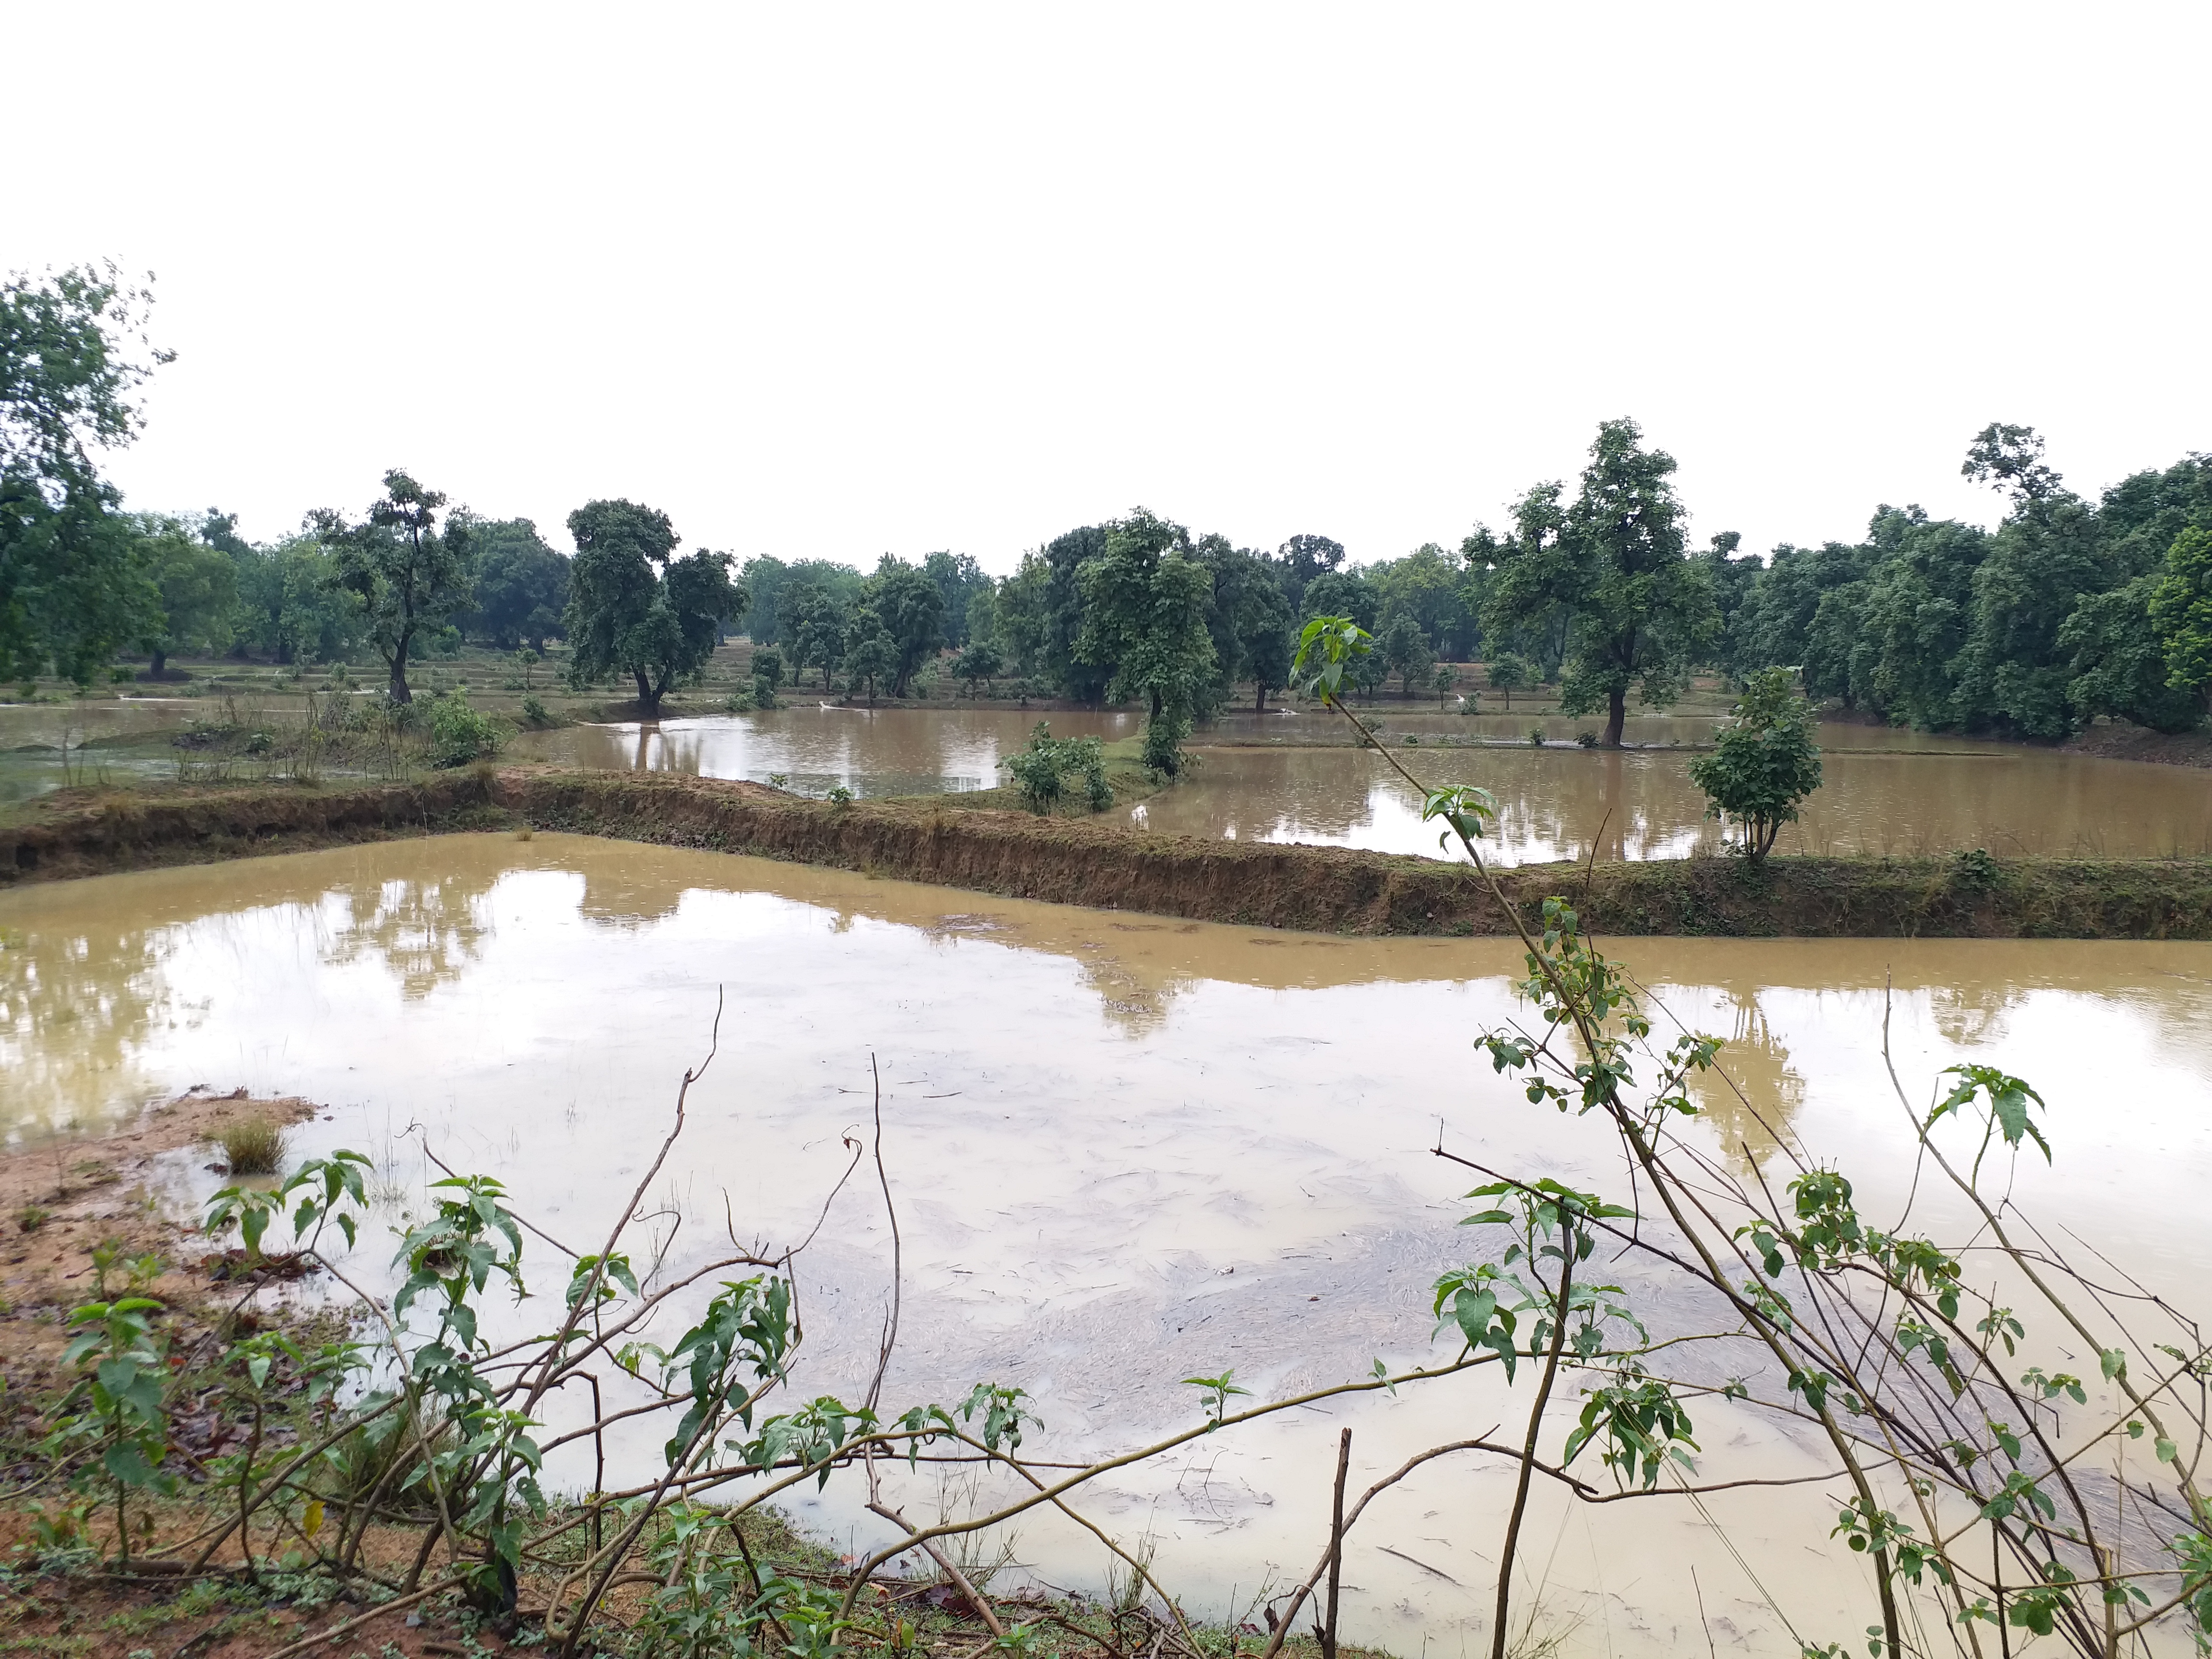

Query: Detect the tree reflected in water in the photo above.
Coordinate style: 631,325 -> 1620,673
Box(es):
1686,988 -> 1806,1171
322,868 -> 498,999
0,919 -> 175,1130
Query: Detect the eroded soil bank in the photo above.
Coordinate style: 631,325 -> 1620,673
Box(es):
2,768 -> 2208,938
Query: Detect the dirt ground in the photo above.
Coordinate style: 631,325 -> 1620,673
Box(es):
0,1091 -> 554,1657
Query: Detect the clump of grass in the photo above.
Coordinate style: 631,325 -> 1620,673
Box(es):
16,1204 -> 50,1233
216,1117 -> 287,1176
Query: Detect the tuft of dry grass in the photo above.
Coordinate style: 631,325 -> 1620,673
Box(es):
216,1116 -> 287,1176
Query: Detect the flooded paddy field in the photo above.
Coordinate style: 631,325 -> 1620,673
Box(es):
1137,742 -> 2212,862
4,834 -> 2210,1652
514,705 -> 1140,798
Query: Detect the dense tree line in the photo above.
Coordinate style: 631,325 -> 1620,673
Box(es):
1717,427 -> 2212,737
9,266 -> 2206,743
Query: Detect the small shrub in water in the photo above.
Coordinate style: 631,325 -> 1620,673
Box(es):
1527,727 -> 1546,746
217,1117 -> 287,1176
1575,730 -> 1599,748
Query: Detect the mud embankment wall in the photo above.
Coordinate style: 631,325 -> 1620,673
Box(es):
3,768 -> 2210,940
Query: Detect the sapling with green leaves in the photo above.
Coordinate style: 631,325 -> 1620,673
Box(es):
52,1296 -> 174,1565
1686,664 -> 1822,859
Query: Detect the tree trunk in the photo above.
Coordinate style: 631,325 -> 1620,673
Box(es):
1603,688 -> 1626,747
634,668 -> 659,716
148,648 -> 168,677
1255,684 -> 1268,714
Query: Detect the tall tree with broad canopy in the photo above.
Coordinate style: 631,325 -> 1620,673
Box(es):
866,556 -> 945,695
1275,532 -> 1346,614
0,263 -> 170,684
459,517 -> 569,650
921,550 -> 989,649
134,514 -> 236,675
228,532 -> 361,666
1483,419 -> 1718,746
563,498 -> 742,716
1376,608 -> 1434,697
312,470 -> 473,702
2152,526 -> 2212,720
1076,507 -> 1215,774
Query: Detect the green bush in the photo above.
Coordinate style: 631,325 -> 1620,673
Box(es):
520,694 -> 551,726
1000,722 -> 1110,814
427,692 -> 504,767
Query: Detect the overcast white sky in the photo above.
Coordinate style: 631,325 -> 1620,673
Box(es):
11,3 -> 2208,572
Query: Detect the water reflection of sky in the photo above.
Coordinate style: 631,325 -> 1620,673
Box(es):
6,838 -> 2212,1654
514,707 -> 1138,797
1135,745 -> 2212,863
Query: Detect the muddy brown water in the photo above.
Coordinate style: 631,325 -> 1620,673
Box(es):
514,705 -> 1141,797
1135,742 -> 2212,862
511,705 -> 2211,861
3,835 -> 2209,1652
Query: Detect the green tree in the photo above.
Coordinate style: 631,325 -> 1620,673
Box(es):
1239,577 -> 1294,712
994,553 -> 1051,680
1487,651 -> 1532,710
134,514 -> 235,675
563,499 -> 742,716
229,532 -> 361,666
1197,539 -> 1293,713
1298,568 -> 1379,632
783,583 -> 848,689
313,469 -> 473,703
1851,508 -> 1987,725
0,264 -> 170,685
1076,507 -> 1216,776
2151,525 -> 2212,720
1370,542 -> 1478,659
1954,426 -> 2114,738
1274,532 -> 1346,614
1729,540 -> 1869,693
1483,419 -> 1718,746
866,557 -> 945,695
922,550 -> 989,649
460,517 -> 569,650
842,601 -> 896,705
738,554 -> 791,644
1687,667 -> 1822,860
1040,525 -> 1114,704
953,638 -> 1002,696
1471,485 -> 1575,680
1376,609 -> 1434,698
2059,576 -> 2204,733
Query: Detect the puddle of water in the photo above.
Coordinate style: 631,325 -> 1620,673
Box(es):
1134,744 -> 2212,863
513,706 -> 1139,795
3,835 -> 2209,1651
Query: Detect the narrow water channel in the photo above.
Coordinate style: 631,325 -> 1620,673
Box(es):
3,836 -> 2208,1652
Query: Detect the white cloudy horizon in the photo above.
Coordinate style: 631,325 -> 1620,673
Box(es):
12,2 -> 2208,573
